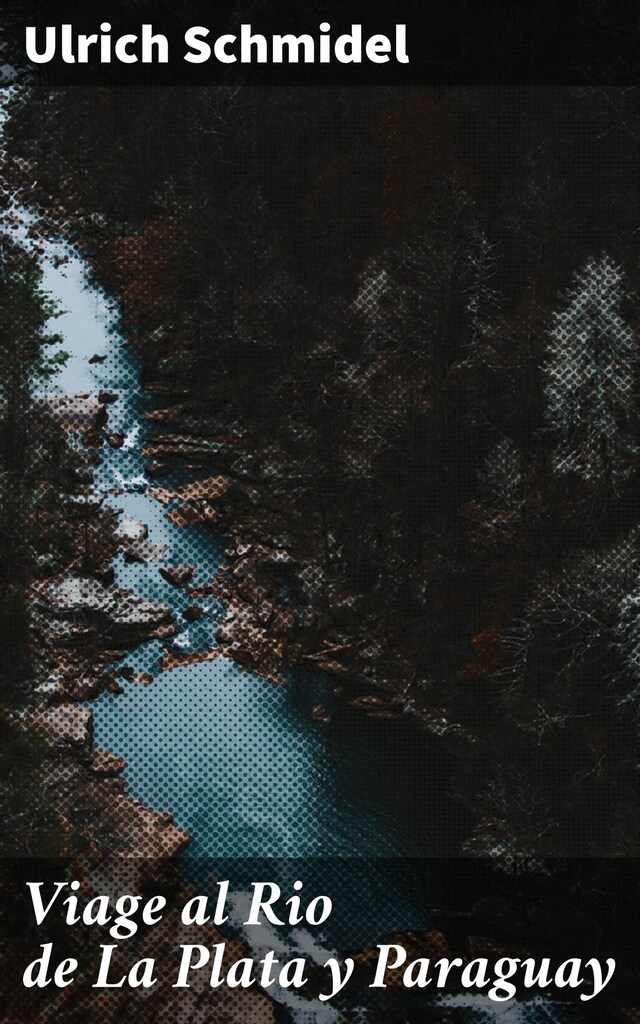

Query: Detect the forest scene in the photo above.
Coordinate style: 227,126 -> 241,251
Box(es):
0,84 -> 638,1023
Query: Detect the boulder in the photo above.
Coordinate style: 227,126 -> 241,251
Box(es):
134,672 -> 154,686
115,515 -> 149,545
216,610 -> 285,683
146,459 -> 171,478
35,703 -> 93,748
41,393 -> 106,434
149,485 -> 178,506
123,540 -> 168,563
113,665 -> 135,681
150,475 -> 233,527
91,748 -> 126,776
160,565 -> 195,588
64,676 -> 103,701
111,794 -> 189,857
177,475 -> 232,503
167,502 -> 205,526
34,675 -> 64,700
93,567 -> 115,586
184,604 -> 204,622
32,575 -> 175,646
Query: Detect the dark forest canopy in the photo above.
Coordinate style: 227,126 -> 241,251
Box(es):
7,85 -> 640,856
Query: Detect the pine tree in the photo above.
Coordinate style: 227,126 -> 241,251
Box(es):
546,254 -> 639,492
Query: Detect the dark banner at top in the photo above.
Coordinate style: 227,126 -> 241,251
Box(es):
2,0 -> 640,85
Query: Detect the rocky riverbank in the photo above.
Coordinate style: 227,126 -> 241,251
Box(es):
4,82 -> 640,1024
5,391 -> 275,1024
13,81 -> 640,871
142,409 -> 481,749
6,225 -> 633,1024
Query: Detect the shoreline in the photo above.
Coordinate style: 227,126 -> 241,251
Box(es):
4,244 -> 634,1024
12,390 -> 276,1023
4,166 -> 637,1023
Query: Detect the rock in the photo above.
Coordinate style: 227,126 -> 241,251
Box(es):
189,583 -> 218,598
114,665 -> 135,681
98,391 -> 118,405
178,475 -> 232,503
91,748 -> 126,776
65,676 -> 102,701
256,598 -> 275,627
152,475 -> 233,527
167,502 -> 204,526
120,475 -> 147,493
75,465 -> 96,486
115,796 -> 189,857
123,540 -> 168,563
146,459 -> 171,478
142,434 -> 238,463
115,515 -> 149,545
159,647 -> 223,671
607,1008 -> 640,1024
149,485 -> 178,506
93,567 -> 115,586
107,432 -> 125,449
62,491 -> 104,516
134,672 -> 154,686
240,482 -> 261,505
184,604 -> 204,622
216,611 -> 286,683
40,393 -> 106,434
43,622 -> 93,646
35,704 -> 93,748
32,575 -> 175,646
105,677 -> 125,694
34,675 -> 63,700
154,622 -> 180,640
160,565 -> 196,588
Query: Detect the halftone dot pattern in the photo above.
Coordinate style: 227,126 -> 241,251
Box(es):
546,253 -> 639,486
0,86 -> 638,1024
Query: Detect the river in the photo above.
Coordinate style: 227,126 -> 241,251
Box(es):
1,109 -> 585,1022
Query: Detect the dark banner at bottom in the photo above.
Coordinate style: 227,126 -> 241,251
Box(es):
2,857 -> 637,1022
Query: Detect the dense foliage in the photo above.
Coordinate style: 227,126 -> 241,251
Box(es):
9,86 -> 640,856
0,231 -> 72,857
